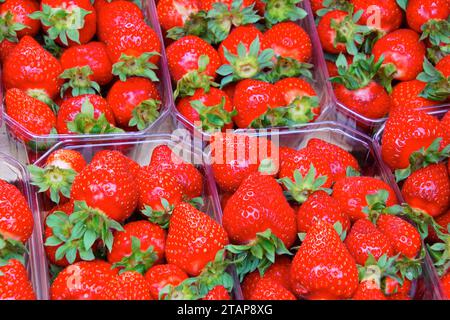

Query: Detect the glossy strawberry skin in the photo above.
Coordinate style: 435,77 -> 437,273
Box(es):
406,0 -> 449,33
250,279 -> 296,300
144,264 -> 188,299
50,260 -> 120,300
0,259 -> 36,300
264,22 -> 312,63
441,273 -> 450,299
60,41 -> 113,85
0,0 -> 41,38
372,29 -> 425,81
0,39 -> 17,62
166,35 -> 220,82
351,0 -> 403,33
202,285 -> 231,300
107,77 -> 161,129
290,220 -> 359,299
156,0 -> 200,31
165,203 -> 229,276
3,36 -> 63,99
233,79 -> 285,128
317,10 -> 348,54
223,173 -> 297,248
150,145 -> 204,198
402,164 -> 450,217
45,149 -> 87,172
275,78 -> 317,105
91,150 -> 140,181
117,271 -> 152,300
344,219 -> 395,265
390,80 -> 439,111
436,55 -> 450,77
352,280 -> 387,300
332,176 -> 398,222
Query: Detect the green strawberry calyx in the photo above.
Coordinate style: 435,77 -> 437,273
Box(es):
190,97 -> 237,133
420,18 -> 450,48
27,88 -> 59,114
427,231 -> 450,276
59,65 -> 101,97
111,236 -> 158,275
417,59 -> 450,102
167,10 -> 209,42
358,254 -> 400,289
217,36 -> 274,87
129,99 -> 161,131
0,11 -> 28,43
316,0 -> 354,17
44,200 -> 124,264
141,198 -> 174,230
27,164 -> 77,204
112,52 -> 160,82
262,0 -> 307,27
264,57 -> 313,83
0,233 -> 27,267
29,4 -> 91,46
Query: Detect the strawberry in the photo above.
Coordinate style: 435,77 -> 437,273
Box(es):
0,259 -> 36,300
332,176 -> 398,222
443,111 -> 450,144
0,0 -> 40,41
441,273 -> 450,299
306,138 -> 360,181
59,41 -> 113,97
117,271 -> 152,300
427,210 -> 450,243
417,57 -> 450,103
91,150 -> 140,180
176,87 -> 235,133
406,0 -> 449,34
149,145 -> 204,198
383,276 -> 412,297
352,280 -> 388,300
297,190 -> 350,233
249,279 -> 296,300
30,0 -> 97,46
107,77 -> 161,130
436,55 -> 450,77
381,108 -> 446,171
51,260 -> 120,300
223,173 -> 297,248
165,203 -> 229,276
28,149 -> 86,204
372,29 -> 425,82
0,39 -> 16,61
401,164 -> 450,217
290,220 -> 359,299
390,80 -> 440,111
56,94 -> 120,134
350,0 -> 402,33
3,36 -> 63,99
5,88 -> 56,140
144,264 -> 188,299
156,0 -> 201,32
232,79 -> 285,128
345,219 -> 394,265
200,0 -> 255,11
107,221 -> 166,274
202,285 -> 231,300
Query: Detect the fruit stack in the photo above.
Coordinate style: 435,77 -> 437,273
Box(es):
156,0 -> 332,134
0,0 -> 169,161
313,0 -> 449,132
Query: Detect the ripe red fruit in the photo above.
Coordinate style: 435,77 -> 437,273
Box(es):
390,80 -> 440,111
427,210 -> 450,243
165,203 -> 229,276
372,29 -> 425,81
275,78 -> 317,105
0,0 -> 41,39
441,273 -> 450,299
144,264 -> 188,299
91,150 -> 140,180
156,0 -> 200,31
352,280 -> 387,300
249,279 -> 296,300
406,0 -> 449,33
202,286 -> 231,300
117,271 -> 152,300
0,259 -> 36,300
351,0 -> 403,33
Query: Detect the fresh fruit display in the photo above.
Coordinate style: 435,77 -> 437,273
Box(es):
158,0 -> 326,133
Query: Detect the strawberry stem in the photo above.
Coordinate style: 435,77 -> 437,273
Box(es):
112,236 -> 158,275
128,99 -> 161,131
112,52 -> 160,82
59,66 -> 101,97
262,0 -> 307,27
190,97 -> 237,133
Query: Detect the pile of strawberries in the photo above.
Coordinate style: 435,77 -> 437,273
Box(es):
380,107 -> 450,299
0,176 -> 36,299
156,0 -> 322,132
1,0 -> 163,141
314,0 -> 449,121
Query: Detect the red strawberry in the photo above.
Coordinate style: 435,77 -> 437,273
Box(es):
441,273 -> 450,299
165,203 -> 229,276
5,88 -> 56,140
90,150 -> 140,180
297,190 -> 350,234
144,264 -> 188,299
290,220 -> 359,299
390,80 -> 440,111
107,221 -> 166,273
56,94 -> 118,134
3,36 -> 63,99
436,55 -> 450,77
350,0 -> 402,33
406,0 -> 449,33
381,108 -> 445,170
332,176 -> 398,222
427,210 -> 450,243
176,87 -> 235,132
31,0 -> 97,46
249,279 -> 296,300
372,29 -> 425,81
0,0 -> 40,40
306,138 -> 360,181
156,0 -> 201,32
117,271 -> 152,300
202,285 -> 231,300
263,22 -> 312,63
443,111 -> 450,144
344,219 -> 394,265
107,77 -> 161,130
0,39 -> 16,62
352,280 -> 387,300
383,276 -> 412,297
223,173 -> 297,248
401,164 -> 450,217
0,259 -> 36,300
233,79 -> 285,128
51,261 -> 120,300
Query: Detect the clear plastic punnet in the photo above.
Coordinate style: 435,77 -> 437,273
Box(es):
0,152 -> 47,300
31,134 -> 243,300
205,121 -> 442,300
2,0 -> 174,164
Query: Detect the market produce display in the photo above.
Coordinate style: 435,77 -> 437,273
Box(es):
0,0 -> 449,301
